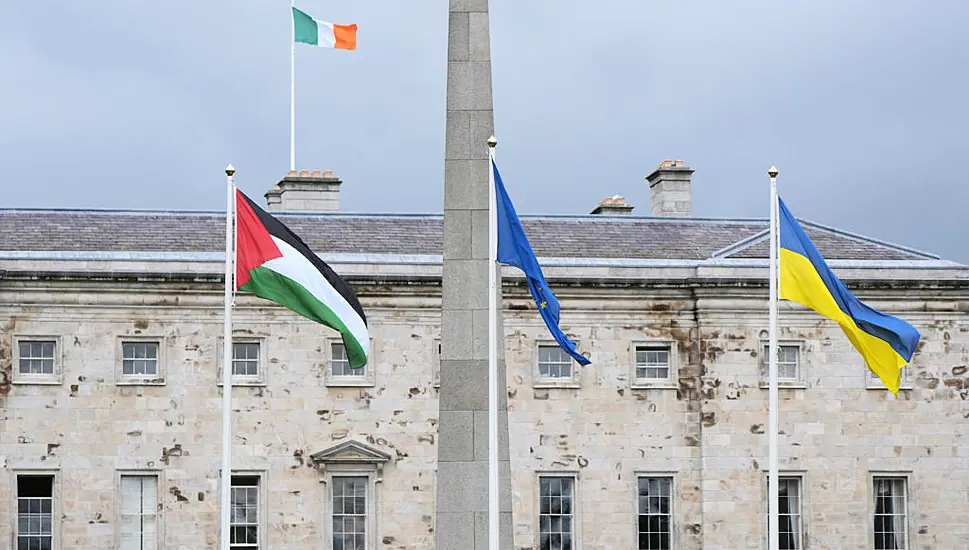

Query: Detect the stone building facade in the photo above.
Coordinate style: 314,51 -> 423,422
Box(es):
1,163 -> 968,550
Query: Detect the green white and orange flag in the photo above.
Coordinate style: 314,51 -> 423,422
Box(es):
293,6 -> 357,50
235,190 -> 369,368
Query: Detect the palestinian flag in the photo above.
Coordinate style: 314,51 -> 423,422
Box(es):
235,190 -> 369,368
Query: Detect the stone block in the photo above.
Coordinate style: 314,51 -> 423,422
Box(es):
473,509 -> 514,550
438,410 -> 474,462
447,12 -> 469,62
442,259 -> 489,311
442,208 -> 472,260
472,410 -> 509,462
436,461 -> 488,512
441,309 -> 472,361
470,208 -> 490,260
468,12 -> 491,62
439,359 -> 489,411
444,110 -> 471,161
443,159 -> 489,211
450,0 -> 489,13
435,511 -> 475,549
446,62 -> 494,111
469,110 -> 495,160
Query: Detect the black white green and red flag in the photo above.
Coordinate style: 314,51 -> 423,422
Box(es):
235,190 -> 369,368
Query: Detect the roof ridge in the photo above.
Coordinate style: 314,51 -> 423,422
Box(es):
799,219 -> 940,260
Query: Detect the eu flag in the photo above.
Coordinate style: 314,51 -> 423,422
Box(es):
492,159 -> 591,366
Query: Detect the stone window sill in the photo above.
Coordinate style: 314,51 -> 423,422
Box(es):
630,382 -> 679,390
116,378 -> 166,386
326,378 -> 375,388
12,377 -> 62,386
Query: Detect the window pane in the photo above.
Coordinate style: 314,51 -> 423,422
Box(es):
538,346 -> 572,379
230,476 -> 259,549
19,341 -> 56,374
873,477 -> 907,550
539,477 -> 574,550
332,477 -> 367,550
638,477 -> 672,550
232,342 -> 260,376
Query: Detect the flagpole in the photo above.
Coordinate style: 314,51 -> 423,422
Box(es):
767,164 -> 780,550
486,135 -> 499,550
219,164 -> 236,550
290,0 -> 296,171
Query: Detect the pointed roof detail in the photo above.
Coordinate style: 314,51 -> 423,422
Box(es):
310,440 -> 392,465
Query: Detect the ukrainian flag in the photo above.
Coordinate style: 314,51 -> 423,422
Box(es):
778,197 -> 920,394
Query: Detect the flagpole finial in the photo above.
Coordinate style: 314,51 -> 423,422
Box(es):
225,164 -> 236,177
487,135 -> 497,148
767,165 -> 778,178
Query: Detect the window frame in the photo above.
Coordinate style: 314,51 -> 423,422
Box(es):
865,365 -> 913,391
869,472 -> 912,550
633,472 -> 676,550
312,441 -> 390,550
324,339 -> 375,388
12,335 -> 63,385
116,470 -> 162,550
116,337 -> 166,386
216,337 -> 268,387
759,341 -> 806,389
534,343 -> 580,389
535,471 -> 581,550
629,341 -> 678,389
432,337 -> 441,389
761,471 -> 806,550
12,470 -> 59,550
222,470 -> 267,550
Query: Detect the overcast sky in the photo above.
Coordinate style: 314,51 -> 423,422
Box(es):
1,1 -> 966,263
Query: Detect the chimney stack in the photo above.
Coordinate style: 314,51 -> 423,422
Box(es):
590,195 -> 634,215
265,169 -> 342,212
646,160 -> 693,217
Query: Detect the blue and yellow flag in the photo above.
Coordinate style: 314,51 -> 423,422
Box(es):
778,197 -> 920,394
493,159 -> 591,366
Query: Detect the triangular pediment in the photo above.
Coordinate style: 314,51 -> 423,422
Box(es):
310,440 -> 391,464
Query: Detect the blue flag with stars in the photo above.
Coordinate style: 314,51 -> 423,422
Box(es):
492,158 -> 591,366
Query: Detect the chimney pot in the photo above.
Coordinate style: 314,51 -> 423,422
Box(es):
646,160 -> 693,217
590,194 -> 634,215
265,168 -> 343,212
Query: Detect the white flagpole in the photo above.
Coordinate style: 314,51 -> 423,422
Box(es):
767,164 -> 780,550
486,135 -> 499,550
290,0 -> 296,171
219,164 -> 237,550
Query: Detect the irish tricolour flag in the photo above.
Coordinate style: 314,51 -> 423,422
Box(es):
293,7 -> 357,50
235,190 -> 369,368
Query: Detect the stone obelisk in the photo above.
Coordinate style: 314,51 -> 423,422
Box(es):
436,0 -> 513,548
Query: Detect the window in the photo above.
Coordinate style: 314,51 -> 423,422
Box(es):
538,476 -> 574,550
331,343 -> 360,377
635,345 -> 670,380
538,346 -> 572,379
230,476 -> 260,550
18,341 -> 56,375
873,477 -> 908,550
311,440 -> 390,550
637,476 -> 672,549
766,477 -> 803,550
867,367 -> 912,391
122,342 -> 158,376
760,344 -> 802,385
332,477 -> 368,550
326,342 -> 374,387
16,474 -> 53,550
12,337 -> 61,385
120,475 -> 158,550
232,343 -> 260,376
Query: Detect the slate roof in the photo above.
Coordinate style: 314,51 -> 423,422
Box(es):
0,209 -> 940,261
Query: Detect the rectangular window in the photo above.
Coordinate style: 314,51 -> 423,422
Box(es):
873,477 -> 907,550
331,343 -> 363,377
232,343 -> 260,377
867,367 -> 911,390
539,476 -> 574,550
766,477 -> 803,550
637,476 -> 672,549
18,340 -> 56,375
120,475 -> 158,550
635,345 -> 671,380
17,475 -> 53,550
230,476 -> 260,550
122,342 -> 159,376
761,344 -> 800,381
332,476 -> 368,550
538,346 -> 572,379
